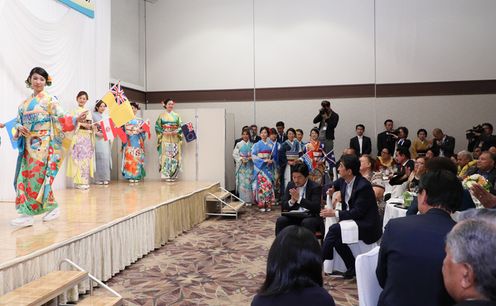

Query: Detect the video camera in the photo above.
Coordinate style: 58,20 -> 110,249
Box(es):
466,124 -> 484,140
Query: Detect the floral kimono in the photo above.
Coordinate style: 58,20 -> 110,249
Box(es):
304,140 -> 326,186
14,91 -> 74,215
278,139 -> 302,191
66,106 -> 95,185
233,140 -> 254,204
93,111 -> 112,182
155,111 -> 183,181
251,139 -> 276,210
121,117 -> 146,180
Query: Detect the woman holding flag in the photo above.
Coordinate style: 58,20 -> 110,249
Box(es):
93,100 -> 112,185
232,129 -> 254,204
66,91 -> 95,189
121,102 -> 147,183
11,67 -> 85,227
302,127 -> 326,186
251,126 -> 276,212
155,98 -> 183,181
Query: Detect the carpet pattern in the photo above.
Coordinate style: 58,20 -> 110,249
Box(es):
96,207 -> 359,306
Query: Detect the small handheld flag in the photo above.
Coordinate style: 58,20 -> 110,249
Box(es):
181,122 -> 197,142
4,118 -> 20,149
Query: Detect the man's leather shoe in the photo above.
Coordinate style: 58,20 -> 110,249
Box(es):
342,268 -> 356,279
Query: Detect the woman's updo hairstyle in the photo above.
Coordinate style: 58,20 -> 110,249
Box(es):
25,67 -> 52,87
161,98 -> 175,109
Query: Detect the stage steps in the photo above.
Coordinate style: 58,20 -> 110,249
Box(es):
0,259 -> 122,306
205,187 -> 246,219
0,271 -> 88,305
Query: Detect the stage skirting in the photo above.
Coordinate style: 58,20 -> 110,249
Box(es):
0,181 -> 219,295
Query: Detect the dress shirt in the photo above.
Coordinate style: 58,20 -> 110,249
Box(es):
358,136 -> 363,154
336,176 -> 356,219
439,135 -> 447,157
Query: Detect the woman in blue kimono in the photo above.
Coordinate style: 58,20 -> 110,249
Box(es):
93,100 -> 112,184
121,102 -> 147,182
232,130 -> 254,204
251,126 -> 276,212
278,128 -> 302,191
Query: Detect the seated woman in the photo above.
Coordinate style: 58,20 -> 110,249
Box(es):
375,147 -> 395,175
407,156 -> 427,193
252,225 -> 335,306
411,128 -> 430,159
359,155 -> 385,202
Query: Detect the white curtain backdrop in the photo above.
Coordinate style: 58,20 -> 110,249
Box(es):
0,0 -> 111,201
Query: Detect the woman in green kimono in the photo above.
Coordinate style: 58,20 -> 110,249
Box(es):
11,67 -> 83,227
155,98 -> 183,181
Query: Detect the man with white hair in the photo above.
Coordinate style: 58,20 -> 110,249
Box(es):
443,209 -> 496,306
456,150 -> 476,178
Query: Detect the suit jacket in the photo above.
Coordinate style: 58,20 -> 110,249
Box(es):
376,208 -> 456,306
349,136 -> 372,155
331,175 -> 382,244
377,131 -> 396,155
389,159 -> 415,186
282,179 -> 322,216
313,111 -> 339,140
396,138 -> 411,150
276,132 -> 287,144
431,135 -> 456,158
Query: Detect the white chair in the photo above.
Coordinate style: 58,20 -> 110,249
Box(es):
356,246 -> 382,306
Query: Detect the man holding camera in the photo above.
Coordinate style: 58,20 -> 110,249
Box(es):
313,100 -> 339,153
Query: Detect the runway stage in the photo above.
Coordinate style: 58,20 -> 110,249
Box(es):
0,180 -> 218,295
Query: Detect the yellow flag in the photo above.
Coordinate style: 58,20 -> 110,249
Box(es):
110,100 -> 134,127
101,91 -> 117,110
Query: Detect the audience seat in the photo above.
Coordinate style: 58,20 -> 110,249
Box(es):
356,246 -> 382,306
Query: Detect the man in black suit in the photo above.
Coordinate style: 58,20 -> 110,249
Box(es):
349,124 -> 371,156
275,121 -> 287,144
377,119 -> 396,156
320,154 -> 382,278
389,146 -> 415,186
249,124 -> 261,143
432,128 -> 456,158
275,163 -> 323,235
443,210 -> 496,306
376,169 -> 463,306
313,100 -> 339,153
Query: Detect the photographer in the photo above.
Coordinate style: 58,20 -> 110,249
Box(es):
313,100 -> 339,153
478,123 -> 496,151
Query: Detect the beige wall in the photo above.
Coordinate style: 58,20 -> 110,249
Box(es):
145,94 -> 496,188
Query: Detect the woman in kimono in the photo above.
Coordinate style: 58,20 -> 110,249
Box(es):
269,128 -> 281,203
122,102 -> 147,182
303,128 -> 326,186
251,126 -> 276,212
155,98 -> 183,181
232,130 -> 254,204
67,91 -> 95,189
93,100 -> 112,185
11,67 -> 84,227
278,128 -> 302,191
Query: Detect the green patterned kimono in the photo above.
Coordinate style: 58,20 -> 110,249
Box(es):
14,91 -> 73,215
155,111 -> 183,180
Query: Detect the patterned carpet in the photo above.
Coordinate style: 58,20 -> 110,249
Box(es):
96,206 -> 359,306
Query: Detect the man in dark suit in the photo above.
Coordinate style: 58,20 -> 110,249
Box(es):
275,121 -> 287,144
376,169 -> 463,306
320,154 -> 382,278
377,119 -> 396,156
313,100 -> 339,153
389,146 -> 415,186
432,128 -> 456,158
275,163 -> 323,235
349,124 -> 372,156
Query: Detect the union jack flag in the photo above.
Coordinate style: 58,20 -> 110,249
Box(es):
110,82 -> 128,105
